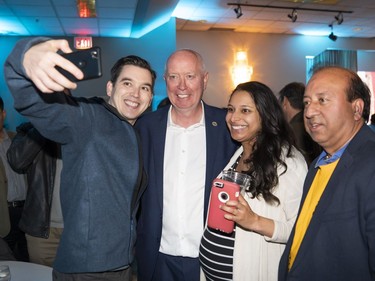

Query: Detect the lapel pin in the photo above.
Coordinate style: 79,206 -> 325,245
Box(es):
212,121 -> 218,127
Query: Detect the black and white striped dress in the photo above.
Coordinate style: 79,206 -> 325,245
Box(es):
199,154 -> 243,281
199,227 -> 235,280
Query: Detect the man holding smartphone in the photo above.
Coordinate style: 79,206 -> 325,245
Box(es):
4,37 -> 156,281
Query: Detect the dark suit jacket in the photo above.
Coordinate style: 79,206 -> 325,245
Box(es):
135,103 -> 238,281
279,125 -> 375,281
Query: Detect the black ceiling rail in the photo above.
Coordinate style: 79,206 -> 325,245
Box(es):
227,3 -> 353,14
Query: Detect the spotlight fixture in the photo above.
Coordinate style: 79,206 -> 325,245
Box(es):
328,32 -> 337,41
234,5 -> 243,19
287,9 -> 297,22
328,24 -> 337,41
335,12 -> 344,25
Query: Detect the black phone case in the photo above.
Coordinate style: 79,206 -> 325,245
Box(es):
56,47 -> 102,82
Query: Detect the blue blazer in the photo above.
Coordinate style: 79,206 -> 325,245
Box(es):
279,125 -> 375,281
135,103 -> 238,281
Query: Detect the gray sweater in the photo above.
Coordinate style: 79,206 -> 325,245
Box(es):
4,37 -> 146,273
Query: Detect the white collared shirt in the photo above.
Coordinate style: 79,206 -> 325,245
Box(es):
159,104 -> 206,257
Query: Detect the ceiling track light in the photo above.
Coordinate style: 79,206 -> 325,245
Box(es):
227,2 -> 352,14
335,12 -> 344,25
328,24 -> 337,41
234,5 -> 243,19
288,9 -> 297,22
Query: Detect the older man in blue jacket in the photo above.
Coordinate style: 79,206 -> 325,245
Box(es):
135,49 -> 238,281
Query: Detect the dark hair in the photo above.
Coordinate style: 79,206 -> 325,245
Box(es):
110,55 -> 157,92
313,66 -> 371,122
371,114 -> 375,124
278,82 -> 305,110
346,71 -> 371,122
231,81 -> 296,205
0,97 -> 3,111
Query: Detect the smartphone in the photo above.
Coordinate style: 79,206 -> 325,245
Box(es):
56,47 -> 102,82
207,178 -> 240,233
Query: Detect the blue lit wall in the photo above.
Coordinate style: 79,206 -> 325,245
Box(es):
0,36 -> 28,130
0,18 -> 176,131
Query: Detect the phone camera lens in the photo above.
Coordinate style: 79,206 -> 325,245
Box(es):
91,51 -> 98,59
218,191 -> 229,203
78,61 -> 86,68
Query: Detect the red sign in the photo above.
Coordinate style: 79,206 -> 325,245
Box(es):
74,37 -> 93,49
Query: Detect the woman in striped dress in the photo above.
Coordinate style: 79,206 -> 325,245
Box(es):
199,81 -> 308,280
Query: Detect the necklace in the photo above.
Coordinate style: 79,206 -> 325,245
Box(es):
230,152 -> 243,171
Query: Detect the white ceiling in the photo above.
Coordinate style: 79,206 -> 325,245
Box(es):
1,0 -> 375,39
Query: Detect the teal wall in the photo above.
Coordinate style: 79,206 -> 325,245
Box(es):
0,36 -> 27,131
0,18 -> 176,131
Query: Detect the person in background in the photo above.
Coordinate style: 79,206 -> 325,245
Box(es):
279,66 -> 375,280
5,37 -> 155,281
199,81 -> 307,281
7,121 -> 63,267
368,113 -> 375,132
0,97 -> 28,262
135,49 -> 238,281
0,237 -> 15,261
279,82 -> 321,165
0,98 -> 11,243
